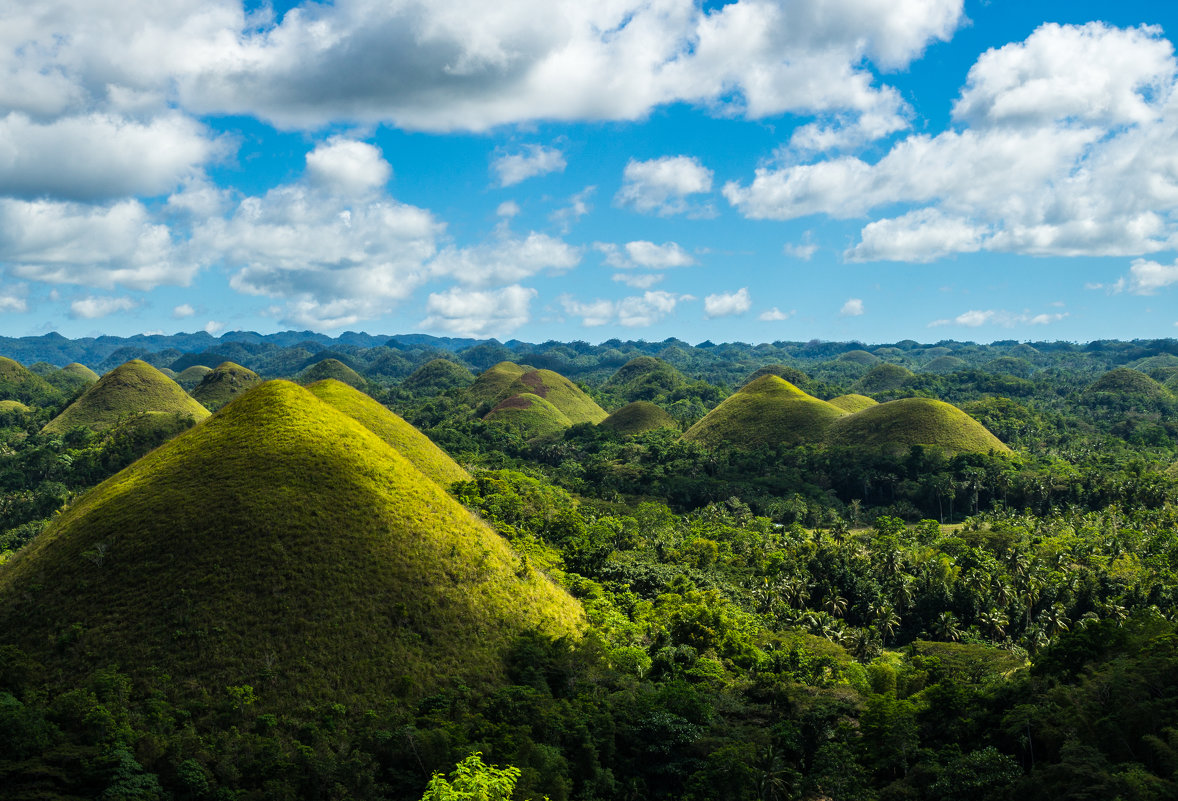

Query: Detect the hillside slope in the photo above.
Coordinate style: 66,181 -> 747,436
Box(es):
43,360 -> 210,434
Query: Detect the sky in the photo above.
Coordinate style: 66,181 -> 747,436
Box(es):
3,0 -> 1178,344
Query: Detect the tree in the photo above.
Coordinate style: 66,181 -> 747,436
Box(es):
420,753 -> 535,801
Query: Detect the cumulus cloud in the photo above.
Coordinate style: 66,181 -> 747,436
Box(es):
173,303 -> 195,318
69,295 -> 138,319
840,298 -> 864,316
929,309 -> 1070,328
725,22 -> 1178,262
431,231 -> 581,287
0,287 -> 27,313
613,272 -> 663,289
305,138 -> 392,196
1113,258 -> 1178,294
759,307 -> 791,321
0,199 -> 194,289
496,200 -> 521,218
492,145 -> 566,186
420,285 -> 537,337
597,240 -> 694,269
549,186 -> 594,233
616,156 -> 713,216
704,287 -> 751,318
560,290 -> 685,327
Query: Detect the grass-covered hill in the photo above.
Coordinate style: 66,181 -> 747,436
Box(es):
742,364 -> 811,389
683,375 -> 847,449
599,400 -> 677,435
43,360 -> 210,435
467,361 -> 532,407
61,362 -> 99,383
924,355 -> 968,374
190,362 -> 263,411
401,358 -> 475,394
836,349 -> 880,366
0,356 -> 64,407
825,397 -> 1011,455
174,364 -> 213,390
307,378 -> 470,488
1083,367 -> 1172,401
496,369 -> 608,425
484,392 -> 573,439
298,358 -> 367,389
602,356 -> 685,401
828,393 -> 879,413
0,381 -> 583,709
854,362 -> 914,394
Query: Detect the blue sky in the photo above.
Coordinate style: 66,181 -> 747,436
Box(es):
3,0 -> 1178,343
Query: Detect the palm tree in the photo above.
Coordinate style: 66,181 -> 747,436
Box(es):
978,609 -> 1008,642
931,611 -> 963,642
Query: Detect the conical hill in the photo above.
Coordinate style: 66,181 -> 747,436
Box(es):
0,381 -> 583,708
190,361 -> 263,411
1083,368 -> 1172,401
43,360 -> 210,435
602,357 -> 685,401
402,358 -> 475,394
468,361 -> 532,406
307,378 -> 470,488
174,364 -> 213,390
298,358 -> 366,389
0,356 -> 63,407
61,362 -> 99,383
854,363 -> 914,394
484,392 -> 572,439
600,401 -> 676,435
825,397 -> 1010,455
683,375 -> 846,449
828,394 -> 879,413
496,369 -> 608,425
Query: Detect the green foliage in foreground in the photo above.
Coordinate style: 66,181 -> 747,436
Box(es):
42,360 -> 209,435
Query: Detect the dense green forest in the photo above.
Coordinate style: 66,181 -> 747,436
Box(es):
2,334 -> 1178,800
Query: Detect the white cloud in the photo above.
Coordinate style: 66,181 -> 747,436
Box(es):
759,307 -> 791,321
492,145 -> 566,186
0,199 -> 194,290
69,295 -> 138,319
431,231 -> 581,287
929,309 -> 1070,328
612,272 -> 663,289
616,156 -> 714,216
420,285 -> 536,337
549,186 -> 594,233
1114,258 -> 1178,294
496,200 -> 521,218
204,320 -> 225,335
783,239 -> 818,260
624,240 -> 695,268
725,22 -> 1178,262
841,298 -> 864,316
305,138 -> 391,196
0,287 -> 27,313
561,290 -> 685,327
704,287 -> 751,318
172,303 -> 195,318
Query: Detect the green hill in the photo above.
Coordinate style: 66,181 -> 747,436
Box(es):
174,364 -> 213,390
61,362 -> 99,383
190,362 -> 263,411
826,397 -> 1011,455
0,381 -> 583,708
402,358 -> 475,394
0,399 -> 31,413
599,401 -> 677,435
1083,368 -> 1172,401
854,363 -> 914,394
983,356 -> 1035,378
307,378 -> 470,488
742,364 -> 811,388
683,375 -> 846,449
298,358 -> 367,390
828,394 -> 879,413
602,357 -> 685,401
0,356 -> 64,407
43,360 -> 210,435
924,355 -> 967,374
468,361 -> 532,406
484,392 -> 573,439
497,369 -> 608,425
837,349 -> 880,366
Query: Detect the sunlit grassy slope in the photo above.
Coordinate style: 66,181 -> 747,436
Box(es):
684,375 -> 847,448
497,369 -> 608,425
191,362 -> 262,411
468,361 -> 532,406
0,356 -> 62,406
484,392 -> 573,439
43,360 -> 210,434
826,397 -> 1011,455
742,364 -> 811,388
600,401 -> 676,435
298,358 -> 367,389
828,394 -> 879,413
0,381 -> 583,708
307,378 -> 470,488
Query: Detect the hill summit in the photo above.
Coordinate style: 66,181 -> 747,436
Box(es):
43,359 -> 210,434
0,381 -> 583,708
190,361 -> 263,410
684,375 -> 846,448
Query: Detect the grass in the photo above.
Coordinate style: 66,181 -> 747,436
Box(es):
924,355 -> 967,374
484,392 -> 573,439
602,357 -> 685,400
683,375 -> 847,449
828,394 -> 879,413
43,360 -> 210,435
298,358 -> 367,389
467,361 -> 532,406
0,400 -> 30,413
743,364 -> 811,388
0,380 -> 583,710
854,363 -> 914,394
837,349 -> 880,366
599,401 -> 676,435
0,356 -> 64,407
175,365 -> 213,390
496,369 -> 608,425
825,397 -> 1011,455
307,378 -> 471,488
1084,368 -> 1172,401
402,358 -> 475,394
191,362 -> 263,411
